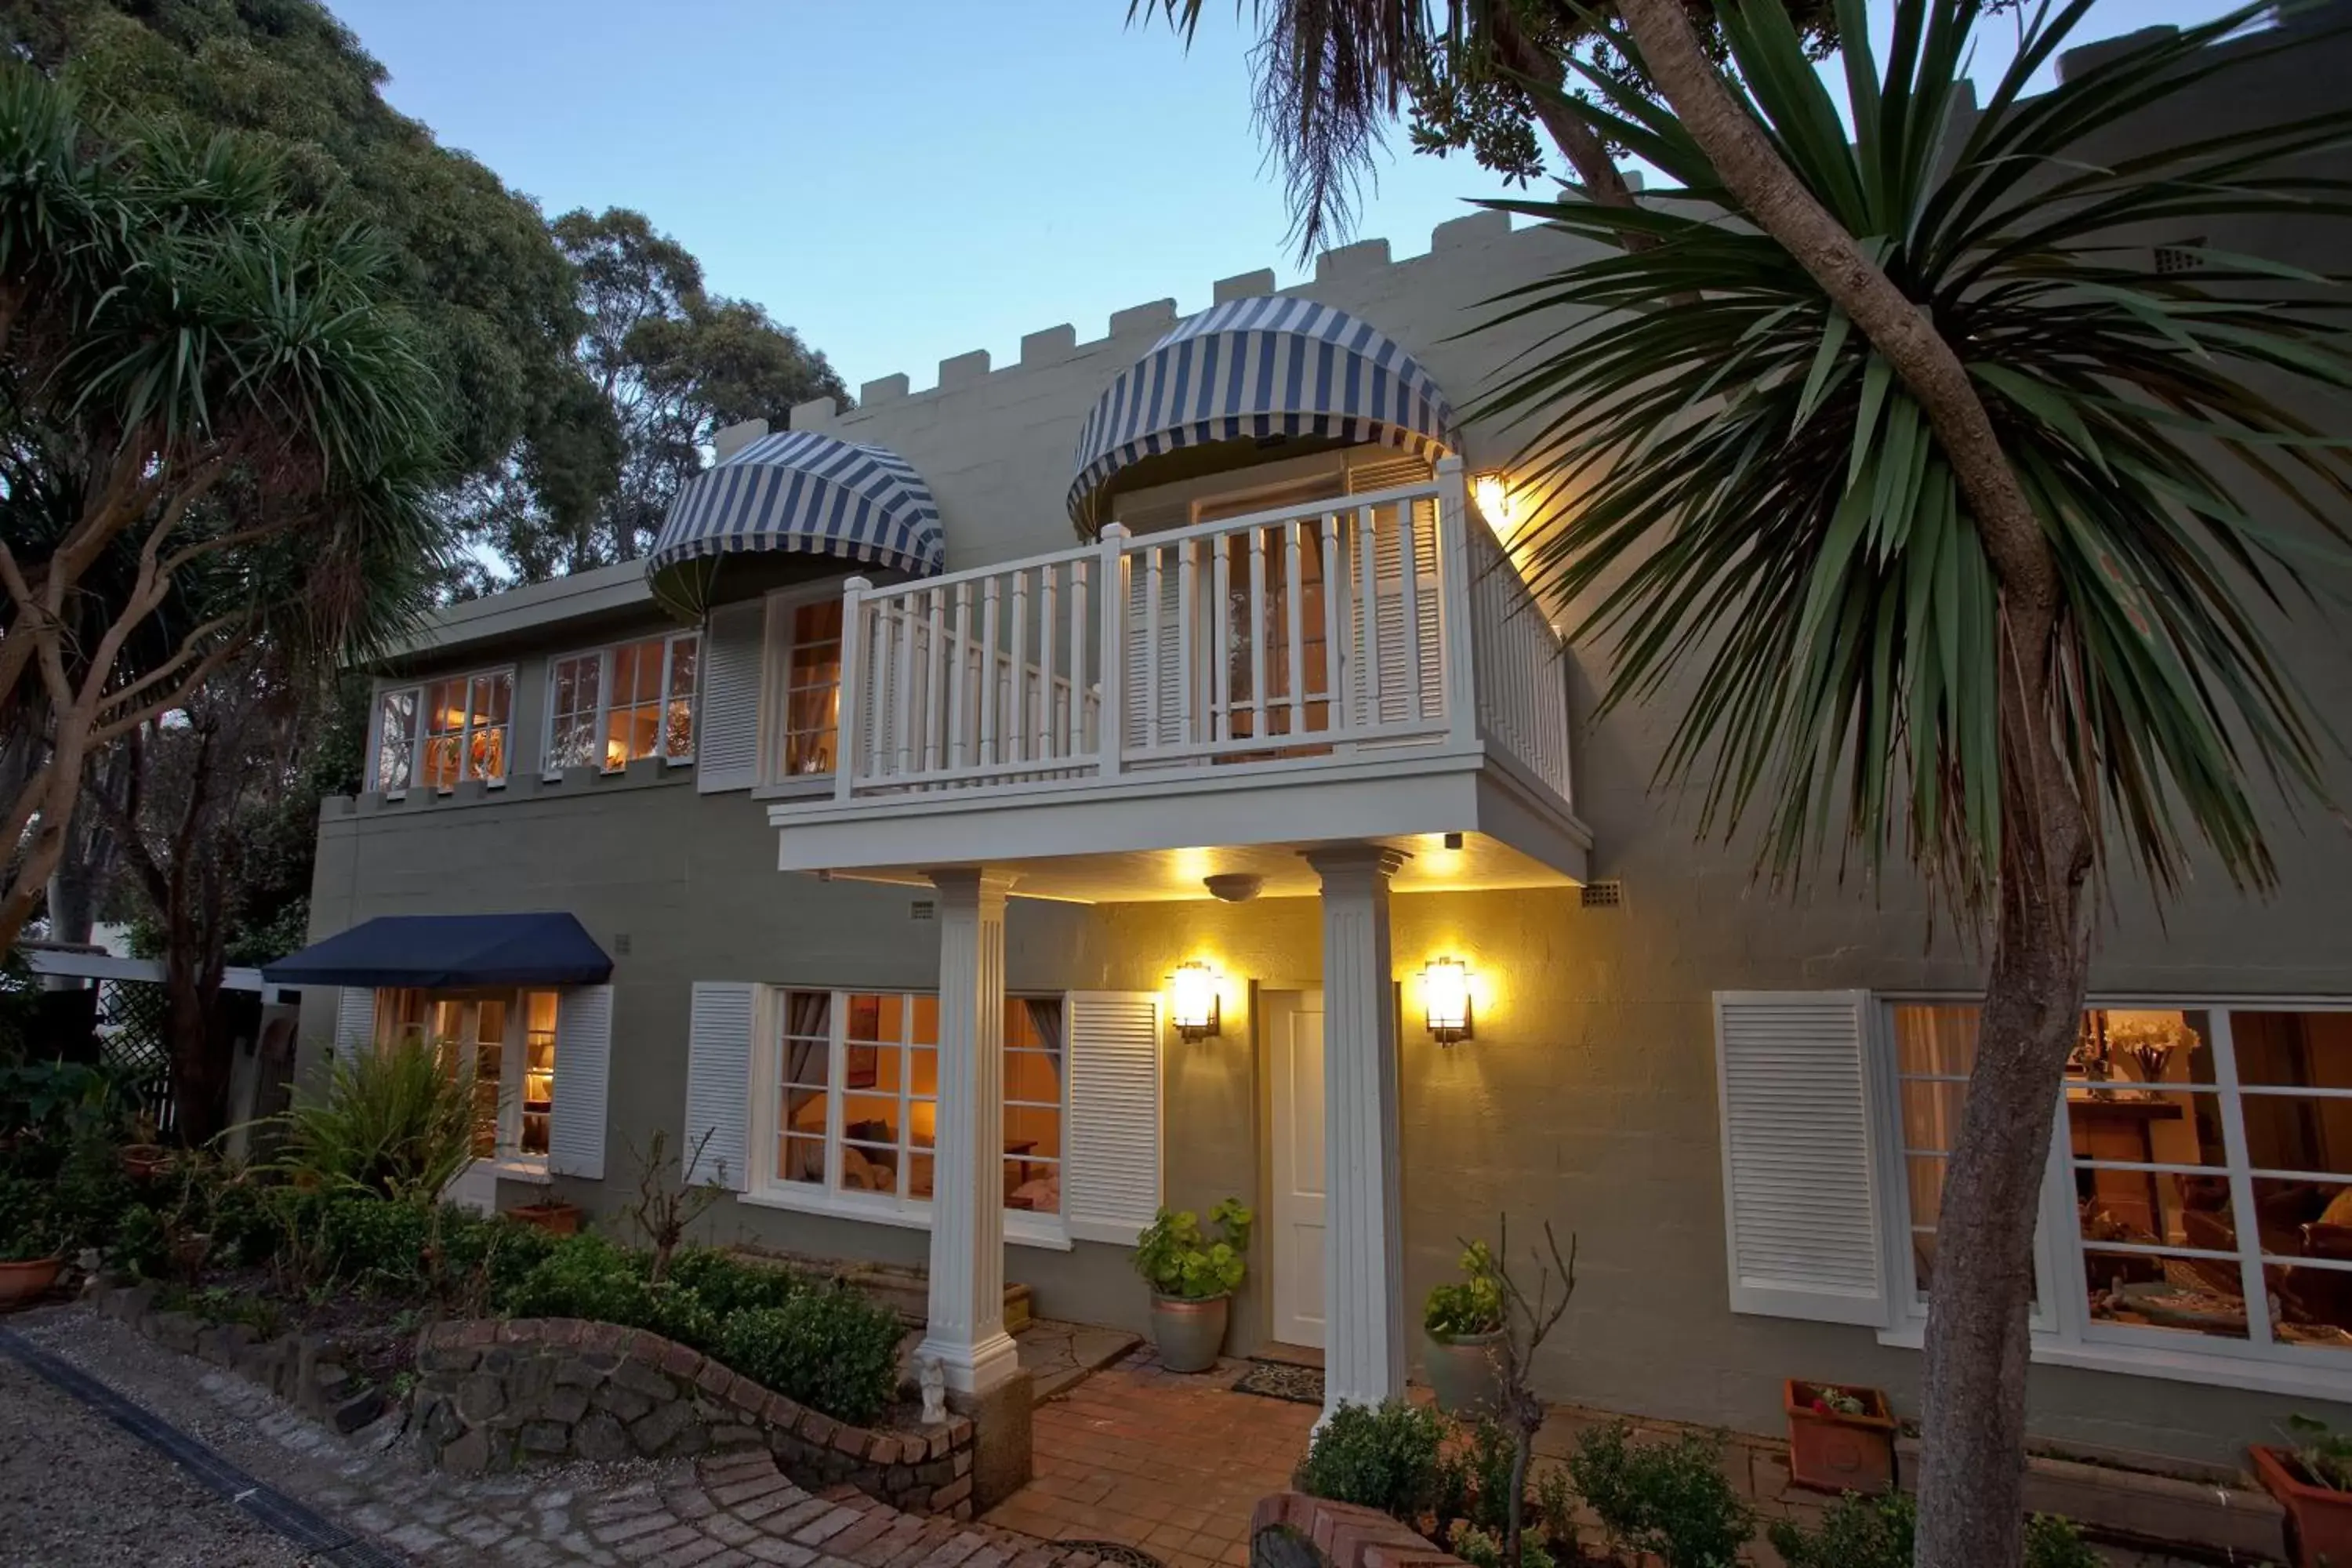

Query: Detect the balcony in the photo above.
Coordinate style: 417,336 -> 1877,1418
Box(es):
766,459 -> 1589,897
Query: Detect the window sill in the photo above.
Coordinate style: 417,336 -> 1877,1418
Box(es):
750,775 -> 838,802
485,1159 -> 551,1184
734,1184 -> 1073,1250
1875,1321 -> 2352,1400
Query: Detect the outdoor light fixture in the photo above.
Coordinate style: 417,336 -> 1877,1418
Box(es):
1471,472 -> 1516,541
1422,957 -> 1475,1046
1169,960 -> 1223,1043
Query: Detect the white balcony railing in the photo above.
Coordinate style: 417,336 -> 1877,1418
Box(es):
826,458 -> 1571,812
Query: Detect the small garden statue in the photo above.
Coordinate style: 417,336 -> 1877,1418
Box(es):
919,1353 -> 947,1425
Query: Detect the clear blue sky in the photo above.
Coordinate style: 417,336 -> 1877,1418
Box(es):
334,0 -> 2236,397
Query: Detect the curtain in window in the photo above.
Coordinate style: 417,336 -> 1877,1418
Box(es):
1025,997 -> 1064,1077
787,990 -> 830,1083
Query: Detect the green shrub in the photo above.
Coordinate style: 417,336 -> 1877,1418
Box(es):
1564,1421 -> 1754,1568
0,1172 -> 57,1261
206,1172 -> 281,1268
108,1202 -> 166,1277
1769,1490 -> 2099,1568
1294,1399 -> 1447,1521
1449,1525 -> 1552,1568
1425,1240 -> 1505,1339
434,1208 -> 561,1301
318,1192 -> 433,1290
273,1037 -> 476,1203
1434,1419 -> 1578,1567
50,1132 -> 133,1252
1133,1197 -> 1252,1300
499,1232 -> 655,1325
715,1283 -> 903,1428
667,1247 -> 802,1317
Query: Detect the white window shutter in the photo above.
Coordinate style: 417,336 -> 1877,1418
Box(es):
1063,990 -> 1163,1245
1123,551 -> 1188,753
1713,990 -> 1889,1327
696,601 -> 765,793
333,987 -> 377,1056
684,982 -> 757,1192
549,984 -> 614,1180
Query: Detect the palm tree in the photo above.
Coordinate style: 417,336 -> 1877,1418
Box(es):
0,66 -> 449,959
1142,2 -> 2351,1563
1474,4 -> 2350,1563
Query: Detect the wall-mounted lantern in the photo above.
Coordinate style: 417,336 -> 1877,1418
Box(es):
1471,472 -> 1517,542
1169,960 -> 1223,1043
1422,956 -> 1475,1046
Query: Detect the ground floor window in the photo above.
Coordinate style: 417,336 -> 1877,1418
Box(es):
1887,1001 -> 2352,1373
765,989 -> 1063,1217
381,987 -> 560,1164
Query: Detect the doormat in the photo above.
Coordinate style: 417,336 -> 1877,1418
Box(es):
1232,1357 -> 1324,1406
1062,1541 -> 1167,1568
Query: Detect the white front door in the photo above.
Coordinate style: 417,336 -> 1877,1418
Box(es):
1269,990 -> 1327,1347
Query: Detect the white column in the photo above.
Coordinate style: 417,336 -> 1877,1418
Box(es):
917,867 -> 1021,1396
1305,844 -> 1409,1421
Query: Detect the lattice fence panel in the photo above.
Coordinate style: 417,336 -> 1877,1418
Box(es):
96,978 -> 176,1135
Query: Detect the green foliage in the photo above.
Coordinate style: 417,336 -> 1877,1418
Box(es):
157,1281 -> 285,1340
51,1131 -> 136,1253
500,1232 -> 655,1323
1435,1419 -> 1577,1566
0,1172 -> 58,1261
1768,1490 -> 2097,1568
1449,1525 -> 1552,1568
1133,1197 -> 1253,1300
273,1037 -> 477,1204
1293,1399 -> 1448,1519
1425,1240 -> 1505,1339
1479,1 -> 2352,910
0,1059 -> 121,1144
1564,1421 -> 1754,1568
666,1247 -> 804,1318
317,1192 -> 433,1291
715,1285 -> 905,1430
2288,1413 -> 2352,1492
108,1202 -> 165,1277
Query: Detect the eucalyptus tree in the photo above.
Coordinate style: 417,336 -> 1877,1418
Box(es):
0,67 -> 449,960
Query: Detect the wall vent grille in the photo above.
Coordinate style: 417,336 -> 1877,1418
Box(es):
1581,880 -> 1624,910
909,899 -> 936,923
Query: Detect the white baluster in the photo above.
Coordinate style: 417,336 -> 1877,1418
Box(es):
1247,523 -> 1267,744
979,576 -> 1000,770
1010,568 -> 1030,767
1145,546 -> 1164,753
1285,517 -> 1306,739
1041,564 -> 1059,761
1319,509 -> 1344,735
1212,535 -> 1233,746
1436,456 -> 1477,753
835,578 -> 868,800
1098,524 -> 1127,778
1176,538 -> 1196,748
1070,557 -> 1091,762
948,582 -> 971,773
924,587 -> 946,777
1399,500 -> 1424,724
1355,503 -> 1380,729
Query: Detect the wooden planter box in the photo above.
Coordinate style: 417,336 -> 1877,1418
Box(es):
506,1201 -> 582,1236
1784,1380 -> 1896,1494
2252,1444 -> 2352,1568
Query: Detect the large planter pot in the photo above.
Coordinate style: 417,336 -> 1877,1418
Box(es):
1424,1329 -> 1507,1416
1784,1380 -> 1896,1494
2253,1444 -> 2352,1568
0,1256 -> 64,1308
507,1201 -> 582,1236
121,1145 -> 172,1181
1150,1293 -> 1230,1374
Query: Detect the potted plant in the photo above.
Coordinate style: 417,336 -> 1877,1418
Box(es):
0,1176 -> 64,1307
1133,1197 -> 1251,1373
1424,1240 -> 1507,1414
1784,1380 -> 1897,1494
2252,1414 -> 2352,1567
507,1199 -> 583,1236
121,1110 -> 171,1180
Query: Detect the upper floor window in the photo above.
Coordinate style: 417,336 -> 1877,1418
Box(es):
779,600 -> 844,778
546,632 -> 699,775
374,669 -> 514,795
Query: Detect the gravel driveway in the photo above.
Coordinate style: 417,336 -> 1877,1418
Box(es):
0,1351 -> 313,1567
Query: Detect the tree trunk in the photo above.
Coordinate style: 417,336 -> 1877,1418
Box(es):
165,943 -> 234,1146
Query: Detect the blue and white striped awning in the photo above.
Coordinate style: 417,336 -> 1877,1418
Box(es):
649,430 -> 945,615
1068,296 -> 1458,524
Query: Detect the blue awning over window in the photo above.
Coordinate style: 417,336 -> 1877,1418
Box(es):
261,913 -> 612,989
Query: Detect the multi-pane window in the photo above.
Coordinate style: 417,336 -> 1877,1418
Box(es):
764,989 -> 1063,1218
1889,1003 -> 2352,1368
373,670 -> 514,794
545,633 -> 699,775
780,600 -> 844,776
378,987 -> 559,1163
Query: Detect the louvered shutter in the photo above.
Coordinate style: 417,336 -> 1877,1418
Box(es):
548,984 -> 613,1180
684,982 -> 757,1192
333,986 -> 377,1057
1063,990 -> 1163,1245
1114,499 -> 1190,754
1348,457 -> 1443,730
695,601 -> 765,793
1713,991 -> 1890,1326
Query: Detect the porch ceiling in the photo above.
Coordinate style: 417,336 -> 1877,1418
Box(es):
802,829 -> 1572,904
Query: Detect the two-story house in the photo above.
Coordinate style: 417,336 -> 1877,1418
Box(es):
272,11 -> 2352,1479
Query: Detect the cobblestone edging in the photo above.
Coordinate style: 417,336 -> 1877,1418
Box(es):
92,1279 -> 387,1437
416,1317 -> 981,1519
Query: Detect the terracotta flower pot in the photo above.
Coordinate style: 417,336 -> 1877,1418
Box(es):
507,1201 -> 582,1236
121,1145 -> 172,1180
1784,1380 -> 1896,1494
1425,1329 -> 1507,1416
1151,1293 -> 1230,1374
2252,1444 -> 2352,1568
0,1256 -> 64,1308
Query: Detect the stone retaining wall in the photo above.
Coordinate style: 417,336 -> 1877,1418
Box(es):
93,1279 -> 387,1435
414,1317 -> 978,1517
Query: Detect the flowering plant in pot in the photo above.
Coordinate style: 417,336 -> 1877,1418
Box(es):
1783,1379 -> 1896,1494
1423,1240 -> 1507,1415
0,1174 -> 65,1305
2252,1414 -> 2352,1568
1133,1197 -> 1251,1373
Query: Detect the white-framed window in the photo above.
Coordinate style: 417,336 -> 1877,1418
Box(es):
379,987 -> 561,1168
543,631 -> 699,776
775,598 -> 845,779
372,669 -> 514,795
752,988 -> 1066,1234
1880,999 -> 2352,1392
